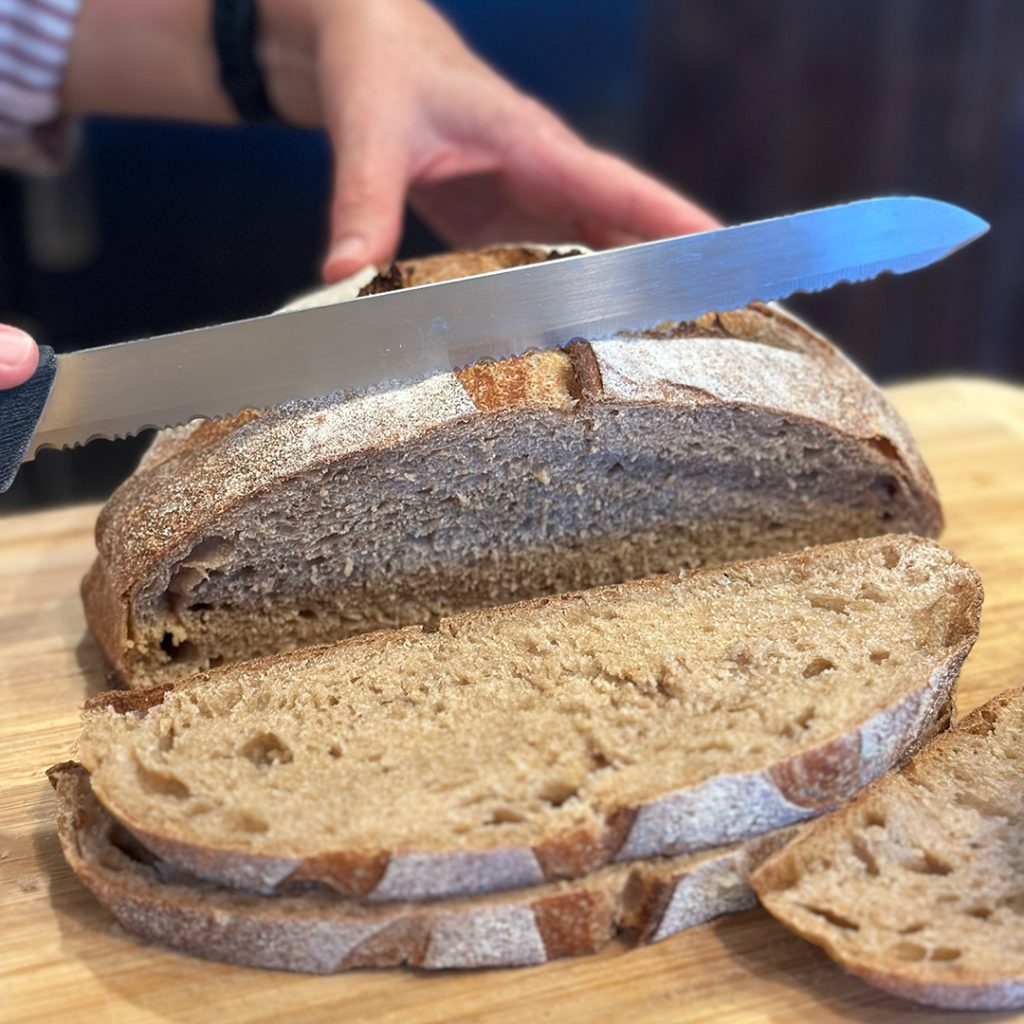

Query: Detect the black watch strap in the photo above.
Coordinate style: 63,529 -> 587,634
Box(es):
212,0 -> 279,123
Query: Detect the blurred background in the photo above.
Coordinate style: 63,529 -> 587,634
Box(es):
2,0 -> 1021,510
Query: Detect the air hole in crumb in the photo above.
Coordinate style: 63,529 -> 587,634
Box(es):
803,658 -> 834,678
931,948 -> 961,962
158,725 -> 176,753
488,807 -> 527,826
955,790 -> 1008,817
870,650 -> 890,663
134,761 -> 190,799
857,582 -> 888,603
906,850 -> 953,876
891,941 -> 926,962
967,906 -> 992,919
328,744 -> 342,759
298,609 -> 317,620
235,811 -> 269,834
421,615 -> 443,634
808,595 -> 849,614
850,835 -> 879,876
189,602 -> 212,612
898,923 -> 924,934
871,474 -> 899,499
863,808 -> 886,828
881,545 -> 900,569
1001,893 -> 1024,915
159,633 -> 199,664
802,905 -> 859,930
537,780 -> 579,807
796,705 -> 816,728
607,462 -> 624,476
240,732 -> 294,768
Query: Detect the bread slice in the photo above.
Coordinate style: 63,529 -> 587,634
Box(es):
74,536 -> 980,902
81,245 -> 941,686
752,687 -> 1024,1010
50,763 -> 792,973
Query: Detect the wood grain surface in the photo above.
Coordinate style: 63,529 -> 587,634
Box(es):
2,377 -> 1023,1024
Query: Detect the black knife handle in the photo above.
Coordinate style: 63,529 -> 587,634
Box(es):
0,345 -> 57,493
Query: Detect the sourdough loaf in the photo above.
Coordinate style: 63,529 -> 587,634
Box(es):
50,763 -> 791,973
752,687 -> 1024,1010
74,536 -> 980,902
81,245 -> 941,686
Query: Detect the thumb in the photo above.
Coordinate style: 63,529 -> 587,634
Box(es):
0,325 -> 39,389
322,103 -> 410,283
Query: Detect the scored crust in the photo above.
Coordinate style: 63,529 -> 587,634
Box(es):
752,688 -> 1024,1010
50,763 -> 792,974
80,245 -> 942,687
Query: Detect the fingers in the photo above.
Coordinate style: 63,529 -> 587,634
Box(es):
0,325 -> 39,389
546,139 -> 721,244
323,131 -> 408,283
320,67 -> 411,283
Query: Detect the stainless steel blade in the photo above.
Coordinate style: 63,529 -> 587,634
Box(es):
27,196 -> 987,458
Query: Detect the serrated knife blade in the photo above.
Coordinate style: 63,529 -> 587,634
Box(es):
0,196 -> 988,491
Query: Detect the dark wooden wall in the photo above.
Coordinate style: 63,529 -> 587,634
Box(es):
642,0 -> 1024,381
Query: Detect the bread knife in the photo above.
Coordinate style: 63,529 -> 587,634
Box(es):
0,196 -> 987,491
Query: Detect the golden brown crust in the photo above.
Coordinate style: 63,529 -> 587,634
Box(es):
532,889 -> 618,958
283,850 -> 391,897
362,246 -> 583,292
564,338 -> 604,401
533,826 -> 613,881
80,560 -> 131,685
766,732 -> 864,810
84,686 -> 172,715
455,348 -> 576,413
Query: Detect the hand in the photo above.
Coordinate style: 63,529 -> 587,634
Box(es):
63,0 -> 719,284
0,326 -> 39,389
258,0 -> 721,281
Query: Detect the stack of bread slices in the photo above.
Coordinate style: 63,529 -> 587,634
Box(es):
52,247 -> 1021,1009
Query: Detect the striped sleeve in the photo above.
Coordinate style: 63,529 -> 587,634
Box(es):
0,0 -> 82,174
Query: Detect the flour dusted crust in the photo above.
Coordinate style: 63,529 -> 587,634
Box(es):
50,763 -> 791,973
82,245 -> 942,686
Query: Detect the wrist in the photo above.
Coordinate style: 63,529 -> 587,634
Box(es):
255,0 -> 324,128
63,0 -> 236,122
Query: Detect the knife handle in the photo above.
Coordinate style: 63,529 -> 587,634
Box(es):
0,344 -> 57,493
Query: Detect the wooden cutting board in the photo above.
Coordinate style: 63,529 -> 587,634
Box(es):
2,377 -> 1023,1024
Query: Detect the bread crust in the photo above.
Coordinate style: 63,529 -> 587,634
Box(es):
49,763 -> 790,973
751,687 -> 1024,1010
80,536 -> 980,902
80,246 -> 942,686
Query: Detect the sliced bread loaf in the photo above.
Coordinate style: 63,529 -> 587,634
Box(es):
81,245 -> 941,686
50,762 -> 792,973
74,536 -> 980,902
751,687 -> 1024,1010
